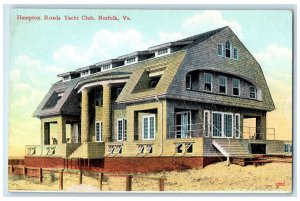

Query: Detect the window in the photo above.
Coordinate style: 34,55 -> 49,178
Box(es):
186,143 -> 193,153
138,145 -> 144,153
204,73 -> 212,92
95,122 -> 102,142
217,44 -> 223,56
142,115 -> 156,140
157,48 -> 168,55
176,143 -> 183,153
117,119 -> 127,141
250,86 -> 257,99
126,57 -> 136,64
108,146 -> 115,154
146,145 -> 153,153
81,70 -> 89,77
233,48 -> 239,60
95,91 -> 103,106
186,74 -> 192,90
204,110 -> 211,137
63,76 -> 70,81
225,41 -> 231,58
233,78 -> 240,96
235,114 -> 240,138
212,112 -> 233,138
219,76 -> 227,94
148,76 -> 161,88
224,114 -> 233,137
101,64 -> 112,71
284,144 -> 290,152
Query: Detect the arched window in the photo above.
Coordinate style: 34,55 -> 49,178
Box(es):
250,86 -> 257,99
225,41 -> 231,58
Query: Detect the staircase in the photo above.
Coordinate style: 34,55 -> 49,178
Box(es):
212,139 -> 253,158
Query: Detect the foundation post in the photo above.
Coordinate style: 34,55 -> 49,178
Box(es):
99,172 -> 103,191
78,170 -> 83,184
59,170 -> 64,190
125,175 -> 133,191
39,168 -> 43,183
159,178 -> 166,191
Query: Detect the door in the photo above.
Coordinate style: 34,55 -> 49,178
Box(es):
175,111 -> 191,138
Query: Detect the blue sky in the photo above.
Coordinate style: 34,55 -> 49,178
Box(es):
8,9 -> 293,156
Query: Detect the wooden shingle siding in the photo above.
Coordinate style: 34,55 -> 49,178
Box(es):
167,27 -> 275,111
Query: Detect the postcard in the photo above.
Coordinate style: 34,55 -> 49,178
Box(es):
7,8 -> 293,193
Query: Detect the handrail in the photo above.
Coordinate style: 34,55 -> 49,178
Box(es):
210,124 -> 231,157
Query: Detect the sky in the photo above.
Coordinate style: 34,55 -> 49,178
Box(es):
8,9 -> 293,157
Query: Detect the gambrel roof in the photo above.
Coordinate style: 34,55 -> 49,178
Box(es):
34,26 -> 274,118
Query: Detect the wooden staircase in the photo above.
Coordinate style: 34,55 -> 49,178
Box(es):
212,139 -> 253,158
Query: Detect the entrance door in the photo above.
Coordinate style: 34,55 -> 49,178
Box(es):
175,111 -> 191,138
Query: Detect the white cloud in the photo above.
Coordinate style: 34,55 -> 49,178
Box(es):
182,10 -> 242,38
52,29 -> 185,70
253,43 -> 292,80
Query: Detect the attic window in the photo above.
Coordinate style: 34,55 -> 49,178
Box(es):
63,75 -> 70,82
148,76 -> 161,88
81,70 -> 90,77
126,57 -> 136,64
217,44 -> 223,56
233,48 -> 239,60
157,48 -> 168,55
225,41 -> 231,58
101,64 -> 112,71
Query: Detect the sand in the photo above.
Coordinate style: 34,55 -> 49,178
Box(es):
8,161 -> 292,192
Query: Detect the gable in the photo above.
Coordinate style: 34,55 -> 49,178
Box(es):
167,27 -> 275,111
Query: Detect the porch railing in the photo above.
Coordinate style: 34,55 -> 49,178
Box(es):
243,126 -> 276,140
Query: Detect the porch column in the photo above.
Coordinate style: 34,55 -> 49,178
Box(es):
43,122 -> 50,145
256,113 -> 267,140
81,88 -> 90,143
57,116 -> 66,144
102,83 -> 112,141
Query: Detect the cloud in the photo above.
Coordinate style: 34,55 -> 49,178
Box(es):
253,43 -> 292,82
182,10 -> 242,38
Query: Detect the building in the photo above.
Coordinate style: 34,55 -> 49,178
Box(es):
25,26 -> 292,173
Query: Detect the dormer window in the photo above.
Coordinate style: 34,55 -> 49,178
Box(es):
250,86 -> 257,99
63,75 -> 70,82
101,64 -> 112,71
81,70 -> 89,77
225,41 -> 231,58
148,76 -> 161,88
126,57 -> 136,64
158,48 -> 168,55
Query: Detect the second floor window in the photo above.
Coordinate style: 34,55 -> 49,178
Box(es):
219,76 -> 227,94
250,86 -> 257,99
204,73 -> 212,92
186,74 -> 192,90
232,78 -> 240,96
